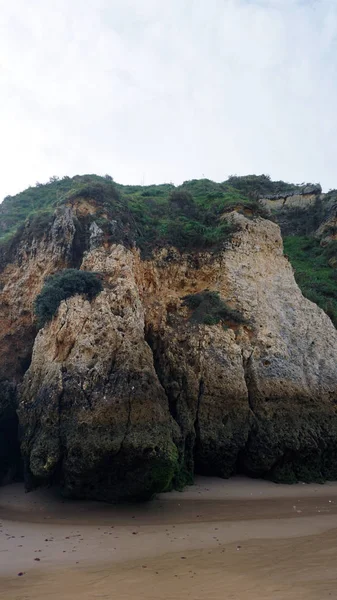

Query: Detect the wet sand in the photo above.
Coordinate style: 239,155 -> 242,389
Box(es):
1,476 -> 337,599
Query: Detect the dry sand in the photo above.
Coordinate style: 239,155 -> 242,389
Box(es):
1,476 -> 337,599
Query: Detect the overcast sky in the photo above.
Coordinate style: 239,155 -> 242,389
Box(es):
1,0 -> 337,201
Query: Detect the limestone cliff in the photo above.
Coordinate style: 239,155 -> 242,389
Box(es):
18,245 -> 179,501
14,209 -> 337,499
0,207 -> 77,482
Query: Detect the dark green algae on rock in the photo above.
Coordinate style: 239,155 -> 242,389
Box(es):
19,371 -> 180,502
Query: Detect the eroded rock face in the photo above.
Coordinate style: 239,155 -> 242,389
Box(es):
18,246 -> 179,501
0,205 -> 78,484
258,186 -> 337,241
316,194 -> 337,249
18,214 -> 337,498
138,214 -> 337,483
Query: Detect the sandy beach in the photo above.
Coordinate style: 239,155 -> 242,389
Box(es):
1,476 -> 337,599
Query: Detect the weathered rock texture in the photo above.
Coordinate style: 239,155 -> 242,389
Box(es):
18,246 -> 179,501
260,185 -> 326,236
315,194 -> 337,249
0,196 -> 110,483
16,211 -> 337,499
0,206 -> 79,482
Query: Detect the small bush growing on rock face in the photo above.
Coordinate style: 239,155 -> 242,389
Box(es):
34,269 -> 103,328
182,290 -> 246,326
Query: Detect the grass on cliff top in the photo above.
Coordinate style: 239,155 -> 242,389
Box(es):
0,173 -> 297,243
0,173 -> 276,256
283,235 -> 337,326
0,173 -> 316,248
3,174 -> 337,328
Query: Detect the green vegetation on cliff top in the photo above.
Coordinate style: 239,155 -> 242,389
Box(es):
0,174 -> 271,256
1,173 -> 337,326
0,173 -> 280,246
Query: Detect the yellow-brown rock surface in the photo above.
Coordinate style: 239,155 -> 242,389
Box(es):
17,212 -> 337,498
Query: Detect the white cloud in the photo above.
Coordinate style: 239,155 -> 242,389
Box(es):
1,0 -> 337,200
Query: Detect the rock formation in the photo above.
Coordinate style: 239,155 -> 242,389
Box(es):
259,184 -> 337,242
11,208 -> 337,500
0,207 -> 77,483
1,173 -> 337,500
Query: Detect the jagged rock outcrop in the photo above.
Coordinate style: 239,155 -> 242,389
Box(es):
0,206 -> 78,382
139,214 -> 337,482
17,212 -> 337,499
315,193 -> 337,249
261,183 -> 322,203
260,184 -> 324,236
18,245 -> 179,501
89,221 -> 104,250
0,204 -> 81,483
0,185 -> 134,483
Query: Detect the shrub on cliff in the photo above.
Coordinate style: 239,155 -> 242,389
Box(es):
64,180 -> 120,206
226,174 -> 300,198
182,290 -> 246,326
34,269 -> 103,328
169,190 -> 196,215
